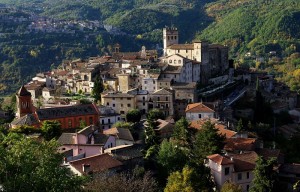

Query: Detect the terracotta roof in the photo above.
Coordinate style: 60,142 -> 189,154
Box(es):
256,148 -> 282,161
69,153 -> 122,174
104,127 -> 134,141
17,85 -> 31,96
190,119 -> 237,138
207,154 -> 233,165
185,102 -> 215,113
224,138 -> 256,152
207,152 -> 258,172
231,151 -> 258,172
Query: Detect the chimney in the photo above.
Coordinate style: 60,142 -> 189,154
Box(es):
82,164 -> 90,173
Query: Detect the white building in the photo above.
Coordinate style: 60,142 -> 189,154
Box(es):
207,152 -> 257,191
185,102 -> 215,121
98,106 -> 122,130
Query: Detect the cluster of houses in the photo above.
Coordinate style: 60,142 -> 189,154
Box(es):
7,27 -> 300,191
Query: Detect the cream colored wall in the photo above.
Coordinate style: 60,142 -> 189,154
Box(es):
117,75 -> 130,93
102,97 -> 136,115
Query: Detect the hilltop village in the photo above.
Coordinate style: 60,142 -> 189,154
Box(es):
2,27 -> 300,191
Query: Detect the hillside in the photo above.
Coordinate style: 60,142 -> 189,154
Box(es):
1,0 -> 300,94
198,0 -> 300,56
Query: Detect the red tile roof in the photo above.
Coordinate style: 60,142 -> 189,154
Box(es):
207,154 -> 233,165
208,152 -> 258,172
190,119 -> 236,138
185,102 -> 215,113
69,153 -> 122,174
231,151 -> 258,172
224,138 -> 256,152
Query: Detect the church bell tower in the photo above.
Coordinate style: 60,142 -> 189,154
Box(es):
16,86 -> 33,118
163,27 -> 179,56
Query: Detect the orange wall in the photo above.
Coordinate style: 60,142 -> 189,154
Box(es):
40,114 -> 99,129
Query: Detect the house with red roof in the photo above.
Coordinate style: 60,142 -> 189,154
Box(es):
185,102 -> 215,121
207,151 -> 258,191
68,153 -> 123,176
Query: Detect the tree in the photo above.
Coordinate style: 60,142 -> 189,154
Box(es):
41,120 -> 62,141
164,166 -> 212,192
250,156 -> 277,192
172,117 -> 191,146
85,170 -> 157,192
221,181 -> 242,192
193,121 -> 225,163
236,118 -> 243,133
147,109 -> 165,121
157,139 -> 188,176
0,135 -> 84,191
126,109 -> 141,123
79,120 -> 87,129
91,75 -> 103,103
164,167 -> 194,192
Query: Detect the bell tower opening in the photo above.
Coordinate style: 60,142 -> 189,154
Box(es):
163,27 -> 179,56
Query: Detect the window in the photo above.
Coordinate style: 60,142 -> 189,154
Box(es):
68,119 -> 72,128
186,49 -> 188,53
171,36 -> 173,40
143,102 -> 145,106
198,114 -> 202,118
166,97 -> 168,101
238,173 -> 242,180
153,80 -> 155,84
246,185 -> 249,191
121,104 -> 123,107
106,102 -> 109,106
127,104 -> 131,107
158,97 -> 160,101
174,36 -> 177,40
169,60 -> 172,63
120,111 -> 125,114
112,98 -> 115,100
178,60 -> 181,64
247,172 -> 249,179
102,120 -> 104,124
127,97 -> 131,100
120,98 -> 123,100
113,104 -> 115,107
108,119 -> 111,123
224,167 -> 230,175
118,117 -> 120,120
174,60 -> 177,64
144,81 -> 147,84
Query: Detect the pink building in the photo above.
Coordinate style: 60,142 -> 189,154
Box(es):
58,125 -> 115,160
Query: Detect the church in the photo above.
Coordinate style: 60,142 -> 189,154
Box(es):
163,27 -> 229,84
11,86 -> 100,129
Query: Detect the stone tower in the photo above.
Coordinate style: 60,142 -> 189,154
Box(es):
163,27 -> 179,56
16,85 -> 33,118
